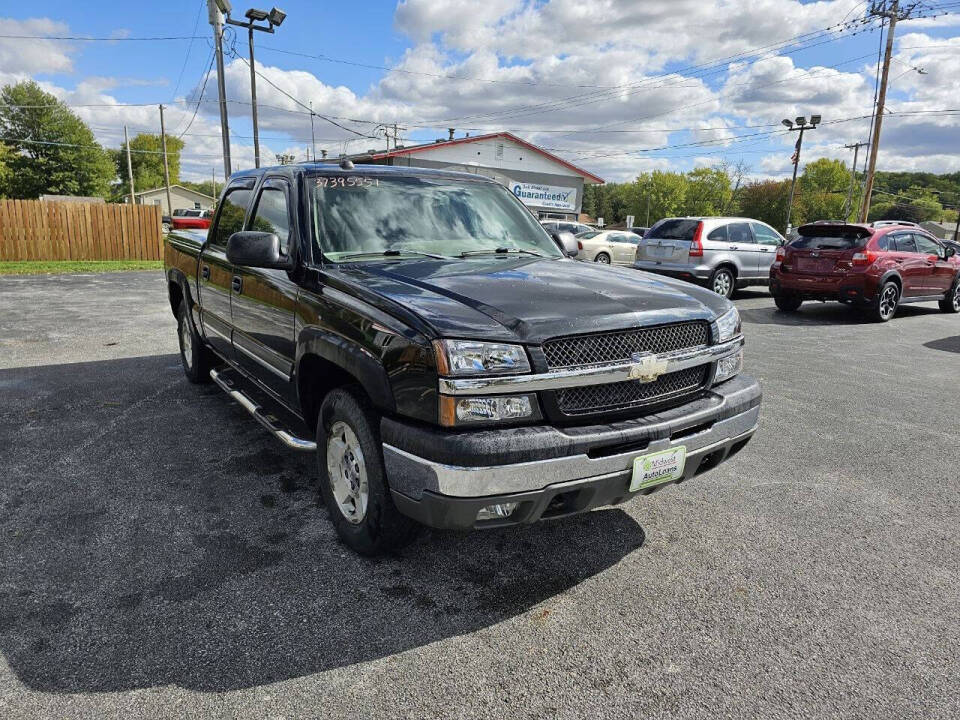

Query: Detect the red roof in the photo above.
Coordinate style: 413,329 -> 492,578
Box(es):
362,131 -> 604,184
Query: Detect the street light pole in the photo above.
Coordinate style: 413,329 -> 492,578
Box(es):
781,115 -> 820,234
225,6 -> 286,170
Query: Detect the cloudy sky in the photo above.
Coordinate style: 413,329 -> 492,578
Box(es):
2,0 -> 958,185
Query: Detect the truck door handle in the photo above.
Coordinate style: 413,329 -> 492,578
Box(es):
729,245 -> 739,250
232,276 -> 242,293
201,265 -> 210,280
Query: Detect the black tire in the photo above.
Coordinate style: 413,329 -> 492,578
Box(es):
774,293 -> 803,312
317,387 -> 419,556
594,252 -> 611,264
709,267 -> 735,299
870,280 -> 900,322
939,278 -> 960,313
162,222 -> 172,234
176,300 -> 212,383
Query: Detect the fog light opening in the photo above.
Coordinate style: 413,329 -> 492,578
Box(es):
476,502 -> 518,522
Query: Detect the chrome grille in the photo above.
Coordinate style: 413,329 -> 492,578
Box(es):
556,366 -> 707,415
542,322 -> 709,369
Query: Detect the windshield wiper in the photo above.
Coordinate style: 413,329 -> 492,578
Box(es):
458,247 -> 545,258
336,249 -> 449,261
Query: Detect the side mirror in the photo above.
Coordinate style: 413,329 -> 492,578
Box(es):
551,230 -> 579,258
227,231 -> 293,269
945,246 -> 956,258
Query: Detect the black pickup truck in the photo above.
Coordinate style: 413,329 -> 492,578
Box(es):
164,162 -> 761,555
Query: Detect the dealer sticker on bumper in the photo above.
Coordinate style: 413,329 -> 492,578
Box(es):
629,446 -> 687,492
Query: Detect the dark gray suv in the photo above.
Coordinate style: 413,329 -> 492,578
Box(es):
635,217 -> 786,298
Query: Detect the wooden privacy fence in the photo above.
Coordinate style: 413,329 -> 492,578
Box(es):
0,199 -> 163,261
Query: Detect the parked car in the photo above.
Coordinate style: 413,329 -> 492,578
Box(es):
164,163 -> 760,555
171,208 -> 214,230
541,220 -> 594,236
871,220 -> 919,228
628,226 -> 649,237
770,222 -> 960,321
575,230 -> 642,265
635,217 -> 786,298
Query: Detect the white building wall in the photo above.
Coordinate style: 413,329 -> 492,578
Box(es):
403,137 -> 582,178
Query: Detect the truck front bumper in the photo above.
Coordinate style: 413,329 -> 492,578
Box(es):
382,373 -> 761,530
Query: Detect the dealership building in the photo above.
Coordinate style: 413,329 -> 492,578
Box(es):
345,131 -> 604,220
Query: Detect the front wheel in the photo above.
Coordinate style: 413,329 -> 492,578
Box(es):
870,281 -> 900,322
162,221 -> 172,234
774,293 -> 803,312
709,267 -> 735,299
594,252 -> 611,264
177,301 -> 212,383
317,387 -> 419,556
939,279 -> 960,313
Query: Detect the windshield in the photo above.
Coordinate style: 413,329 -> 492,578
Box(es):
310,174 -> 564,261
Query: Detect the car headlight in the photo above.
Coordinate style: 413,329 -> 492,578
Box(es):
713,307 -> 742,343
435,339 -> 531,376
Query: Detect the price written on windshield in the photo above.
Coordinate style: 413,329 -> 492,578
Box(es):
315,176 -> 380,188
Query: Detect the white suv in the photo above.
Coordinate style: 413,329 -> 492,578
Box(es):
635,217 -> 785,298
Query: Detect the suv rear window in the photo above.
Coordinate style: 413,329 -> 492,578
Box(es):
645,219 -> 700,241
792,232 -> 868,250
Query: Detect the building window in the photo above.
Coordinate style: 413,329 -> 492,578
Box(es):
194,201 -> 201,210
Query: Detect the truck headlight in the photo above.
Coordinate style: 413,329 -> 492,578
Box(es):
715,350 -> 743,384
439,394 -> 540,426
713,307 -> 742,343
435,339 -> 531,375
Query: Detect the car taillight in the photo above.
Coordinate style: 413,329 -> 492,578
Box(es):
577,240 -> 583,250
775,247 -> 786,261
852,251 -> 876,266
688,222 -> 704,257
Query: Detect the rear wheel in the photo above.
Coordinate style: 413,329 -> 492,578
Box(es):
871,281 -> 900,322
939,278 -> 960,313
317,387 -> 419,556
594,252 -> 611,264
177,301 -> 212,383
774,293 -> 803,312
709,267 -> 735,299
161,221 -> 172,234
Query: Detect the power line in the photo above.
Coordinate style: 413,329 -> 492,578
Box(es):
176,48 -> 217,138
0,34 -> 205,41
170,0 -> 208,100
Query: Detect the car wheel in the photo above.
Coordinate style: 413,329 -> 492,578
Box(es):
939,278 -> 960,313
774,294 -> 803,312
595,252 -> 611,264
177,300 -> 212,383
709,267 -> 735,298
162,222 -> 172,234
317,387 -> 420,556
871,281 -> 900,322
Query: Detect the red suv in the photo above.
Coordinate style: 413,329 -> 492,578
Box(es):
770,222 -> 960,322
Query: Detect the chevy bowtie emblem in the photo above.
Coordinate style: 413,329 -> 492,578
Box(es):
628,352 -> 668,383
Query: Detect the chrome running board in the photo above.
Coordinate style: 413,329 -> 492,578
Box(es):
209,368 -> 317,452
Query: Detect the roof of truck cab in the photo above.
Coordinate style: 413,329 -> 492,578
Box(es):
228,163 -> 498,183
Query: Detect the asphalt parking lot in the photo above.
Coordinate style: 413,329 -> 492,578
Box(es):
1,270 -> 959,719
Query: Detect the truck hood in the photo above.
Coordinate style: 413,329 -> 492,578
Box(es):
336,257 -> 730,343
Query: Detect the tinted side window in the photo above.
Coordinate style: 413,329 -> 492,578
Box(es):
559,223 -> 578,233
728,222 -> 754,244
873,234 -> 890,251
211,187 -> 253,248
541,222 -> 557,232
707,225 -> 727,242
913,233 -> 943,257
894,234 -> 918,253
249,183 -> 291,254
751,222 -> 782,246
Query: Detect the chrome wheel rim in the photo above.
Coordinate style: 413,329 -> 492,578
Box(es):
326,421 -> 368,524
596,254 -> 610,264
879,284 -> 898,319
713,271 -> 732,296
180,318 -> 193,369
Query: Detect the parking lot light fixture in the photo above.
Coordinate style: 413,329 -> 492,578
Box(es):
782,119 -> 794,128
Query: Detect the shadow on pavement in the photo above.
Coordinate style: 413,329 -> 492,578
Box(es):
0,355 -> 645,693
738,302 -> 942,327
923,335 -> 960,354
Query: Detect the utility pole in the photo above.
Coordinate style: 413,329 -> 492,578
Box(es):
211,168 -> 217,201
124,125 -> 135,206
860,1 -> 916,222
159,105 -> 173,216
310,101 -> 316,162
207,0 -> 232,179
225,7 -> 286,169
843,141 -> 869,220
781,115 -> 821,234
645,192 -> 651,227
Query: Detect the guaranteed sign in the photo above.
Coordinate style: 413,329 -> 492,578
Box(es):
511,182 -> 577,211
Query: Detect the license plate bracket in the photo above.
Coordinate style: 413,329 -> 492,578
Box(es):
629,446 -> 687,492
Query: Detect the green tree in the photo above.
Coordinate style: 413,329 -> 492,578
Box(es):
636,171 -> 688,225
738,179 -> 791,231
0,81 -> 115,198
797,157 -> 848,223
113,132 -> 185,194
0,142 -> 12,197
683,167 -> 732,216
868,185 -> 942,223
